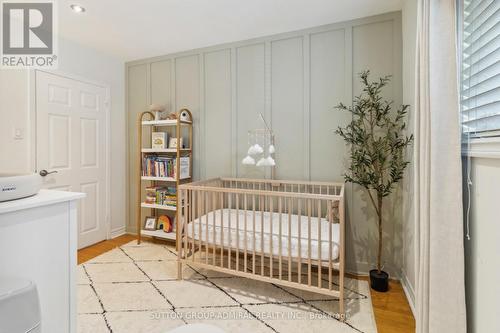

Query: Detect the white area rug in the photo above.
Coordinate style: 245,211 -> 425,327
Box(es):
78,241 -> 377,333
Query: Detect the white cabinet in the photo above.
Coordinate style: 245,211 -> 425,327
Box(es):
0,190 -> 84,333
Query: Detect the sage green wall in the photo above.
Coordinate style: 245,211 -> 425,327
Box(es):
126,12 -> 403,276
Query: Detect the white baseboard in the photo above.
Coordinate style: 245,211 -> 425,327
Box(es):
400,271 -> 416,317
110,226 -> 126,239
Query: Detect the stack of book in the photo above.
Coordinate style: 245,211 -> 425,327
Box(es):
142,156 -> 175,178
145,186 -> 177,207
142,156 -> 190,179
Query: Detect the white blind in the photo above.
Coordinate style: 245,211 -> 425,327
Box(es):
461,0 -> 500,134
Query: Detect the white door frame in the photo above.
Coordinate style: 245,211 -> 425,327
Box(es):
30,69 -> 112,241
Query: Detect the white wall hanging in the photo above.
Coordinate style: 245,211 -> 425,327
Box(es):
241,113 -> 276,176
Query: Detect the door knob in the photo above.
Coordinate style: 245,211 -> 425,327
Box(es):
39,169 -> 58,177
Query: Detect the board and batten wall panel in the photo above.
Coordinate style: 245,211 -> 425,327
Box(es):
204,49 -> 233,178
175,55 -> 201,180
271,37 -> 304,180
126,12 -> 403,276
310,28 -> 349,181
236,43 -> 266,179
150,60 -> 172,111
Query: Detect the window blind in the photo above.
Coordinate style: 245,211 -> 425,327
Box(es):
461,0 -> 500,135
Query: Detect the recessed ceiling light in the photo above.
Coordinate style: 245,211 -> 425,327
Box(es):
70,4 -> 85,13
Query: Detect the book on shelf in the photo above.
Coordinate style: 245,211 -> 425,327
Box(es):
145,186 -> 177,207
142,155 -> 190,179
178,157 -> 190,179
151,132 -> 167,149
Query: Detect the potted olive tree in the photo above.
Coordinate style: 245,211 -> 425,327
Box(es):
336,71 -> 413,292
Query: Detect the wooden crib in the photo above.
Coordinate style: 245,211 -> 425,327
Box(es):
177,178 -> 345,317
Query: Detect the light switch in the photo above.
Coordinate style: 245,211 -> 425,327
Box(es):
13,128 -> 23,140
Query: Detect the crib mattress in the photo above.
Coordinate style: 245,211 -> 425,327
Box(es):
186,209 -> 339,261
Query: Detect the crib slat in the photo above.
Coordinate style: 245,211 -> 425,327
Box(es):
252,194 -> 256,275
288,198 -> 292,282
308,199 -> 312,286
198,190 -> 202,262
205,191 -> 209,264
191,190 -> 196,262
220,192 -> 224,268
236,193 -> 240,272
328,200 -> 332,291
177,188 -> 182,258
244,194 -> 248,273
317,200 -> 322,287
269,197 -> 273,278
260,195 -> 264,276
279,197 -> 283,280
228,193 -> 232,270
184,190 -> 189,263
298,198 -> 302,284
177,188 -> 183,267
212,191 -> 216,266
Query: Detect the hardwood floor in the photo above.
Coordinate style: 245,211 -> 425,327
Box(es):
358,276 -> 416,333
78,235 -> 415,332
77,234 -> 137,264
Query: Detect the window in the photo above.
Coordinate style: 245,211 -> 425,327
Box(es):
460,0 -> 500,136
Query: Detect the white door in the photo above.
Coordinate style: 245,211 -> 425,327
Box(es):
36,71 -> 108,249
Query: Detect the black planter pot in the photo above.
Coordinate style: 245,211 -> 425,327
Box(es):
370,269 -> 389,292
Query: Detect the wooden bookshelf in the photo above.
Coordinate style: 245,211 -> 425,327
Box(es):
141,119 -> 192,126
141,148 -> 191,153
141,229 -> 177,241
137,108 -> 193,246
140,176 -> 190,182
140,202 -> 177,211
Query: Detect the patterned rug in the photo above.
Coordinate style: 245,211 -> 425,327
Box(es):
77,240 -> 377,333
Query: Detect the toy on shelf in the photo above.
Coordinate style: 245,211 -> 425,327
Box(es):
149,104 -> 165,120
158,215 -> 173,233
166,112 -> 177,120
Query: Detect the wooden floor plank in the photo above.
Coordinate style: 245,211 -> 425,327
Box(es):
78,235 -> 415,332
77,234 -> 136,264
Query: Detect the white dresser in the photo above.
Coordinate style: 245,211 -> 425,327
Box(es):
0,190 -> 85,333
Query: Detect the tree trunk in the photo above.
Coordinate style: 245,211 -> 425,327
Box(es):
377,194 -> 383,273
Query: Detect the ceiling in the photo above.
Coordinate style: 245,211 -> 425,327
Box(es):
58,0 -> 402,62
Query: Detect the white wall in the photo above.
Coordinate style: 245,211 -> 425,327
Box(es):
126,12 -> 405,276
0,71 -> 31,173
0,38 -> 126,237
400,0 -> 418,313
465,153 -> 500,333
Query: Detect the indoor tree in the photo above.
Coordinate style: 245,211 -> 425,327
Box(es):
335,70 -> 413,291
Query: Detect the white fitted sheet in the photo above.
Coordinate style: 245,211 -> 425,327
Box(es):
186,209 -> 339,261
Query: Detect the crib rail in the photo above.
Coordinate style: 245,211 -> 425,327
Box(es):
183,177 -> 344,195
177,178 -> 345,317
